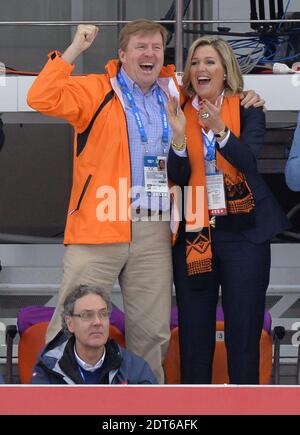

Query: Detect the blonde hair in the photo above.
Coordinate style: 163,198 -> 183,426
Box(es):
182,36 -> 244,97
118,19 -> 169,52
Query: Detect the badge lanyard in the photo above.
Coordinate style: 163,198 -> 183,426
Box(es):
202,130 -> 227,216
203,131 -> 216,162
202,130 -> 217,175
117,71 -> 169,154
78,366 -> 86,383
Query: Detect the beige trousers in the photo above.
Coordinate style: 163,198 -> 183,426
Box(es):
46,221 -> 173,383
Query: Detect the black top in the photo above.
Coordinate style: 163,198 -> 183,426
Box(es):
0,118 -> 4,152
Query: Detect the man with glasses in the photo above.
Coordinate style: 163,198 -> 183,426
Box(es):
31,285 -> 157,384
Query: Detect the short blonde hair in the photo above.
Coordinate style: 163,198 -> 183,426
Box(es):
182,36 -> 244,97
118,19 -> 169,52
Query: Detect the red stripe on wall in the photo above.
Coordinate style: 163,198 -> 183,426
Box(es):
0,385 -> 300,415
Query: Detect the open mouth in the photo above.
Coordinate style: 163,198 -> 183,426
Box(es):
197,76 -> 211,84
140,63 -> 154,72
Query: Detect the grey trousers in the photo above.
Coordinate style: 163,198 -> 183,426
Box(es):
46,221 -> 173,383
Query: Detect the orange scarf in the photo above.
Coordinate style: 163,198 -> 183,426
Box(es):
183,94 -> 255,276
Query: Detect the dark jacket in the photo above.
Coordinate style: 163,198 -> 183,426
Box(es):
31,331 -> 157,384
0,118 -> 4,152
168,105 -> 290,243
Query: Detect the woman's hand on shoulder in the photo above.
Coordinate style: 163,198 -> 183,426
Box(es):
240,90 -> 266,110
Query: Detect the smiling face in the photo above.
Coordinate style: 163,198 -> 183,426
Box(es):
66,293 -> 109,356
190,44 -> 225,103
118,31 -> 164,94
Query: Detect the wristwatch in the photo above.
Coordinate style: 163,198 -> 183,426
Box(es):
214,126 -> 229,140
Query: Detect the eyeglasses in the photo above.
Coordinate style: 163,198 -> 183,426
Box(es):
71,309 -> 110,322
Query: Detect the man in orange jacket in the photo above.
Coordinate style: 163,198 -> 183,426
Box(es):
27,19 -> 261,383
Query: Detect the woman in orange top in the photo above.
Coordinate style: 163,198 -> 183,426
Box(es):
167,37 -> 289,384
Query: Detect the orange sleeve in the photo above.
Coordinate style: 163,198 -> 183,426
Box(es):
27,53 -> 107,133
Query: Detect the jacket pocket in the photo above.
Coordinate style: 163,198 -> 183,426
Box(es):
69,174 -> 92,215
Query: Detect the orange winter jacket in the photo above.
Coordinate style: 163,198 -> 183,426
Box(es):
27,53 -> 181,244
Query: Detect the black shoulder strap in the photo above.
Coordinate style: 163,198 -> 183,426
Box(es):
181,101 -> 187,111
76,89 -> 114,157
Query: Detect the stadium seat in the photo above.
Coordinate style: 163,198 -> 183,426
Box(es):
163,307 -> 281,384
17,321 -> 125,384
6,306 -> 125,384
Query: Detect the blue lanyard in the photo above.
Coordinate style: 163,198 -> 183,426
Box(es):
202,131 -> 216,161
156,86 -> 169,149
117,71 -> 169,153
78,366 -> 86,382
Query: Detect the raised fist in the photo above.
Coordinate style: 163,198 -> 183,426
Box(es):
71,24 -> 99,53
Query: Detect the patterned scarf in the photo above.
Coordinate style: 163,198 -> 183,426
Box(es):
182,94 -> 255,276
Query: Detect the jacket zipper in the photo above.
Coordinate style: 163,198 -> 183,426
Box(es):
69,174 -> 92,215
125,121 -> 132,241
111,77 -> 132,240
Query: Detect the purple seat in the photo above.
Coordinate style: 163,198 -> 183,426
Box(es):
170,305 -> 179,330
17,304 -> 271,337
17,305 -> 125,336
171,305 -> 271,334
109,305 -> 125,334
216,306 -> 272,334
17,306 -> 55,336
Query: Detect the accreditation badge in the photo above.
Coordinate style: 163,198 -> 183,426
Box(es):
206,172 -> 227,216
144,155 -> 169,197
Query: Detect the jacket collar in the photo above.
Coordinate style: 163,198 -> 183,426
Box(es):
106,59 -> 179,108
40,333 -> 123,384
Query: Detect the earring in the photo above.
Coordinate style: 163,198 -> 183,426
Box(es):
223,73 -> 227,80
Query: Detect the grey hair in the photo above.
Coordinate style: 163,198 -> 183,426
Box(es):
61,285 -> 112,334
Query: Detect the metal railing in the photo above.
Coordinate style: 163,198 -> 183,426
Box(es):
0,0 -> 300,71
